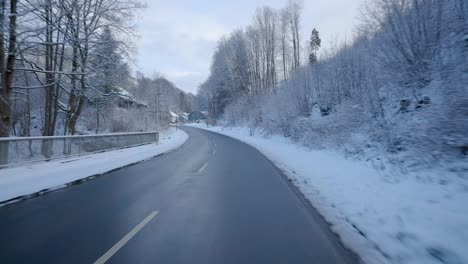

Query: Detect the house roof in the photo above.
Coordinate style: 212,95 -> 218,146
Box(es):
115,87 -> 147,107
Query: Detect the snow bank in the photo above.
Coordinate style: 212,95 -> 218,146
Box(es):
188,124 -> 468,264
0,129 -> 188,205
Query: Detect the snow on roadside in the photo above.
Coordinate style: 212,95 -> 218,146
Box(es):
188,123 -> 468,264
0,129 -> 188,205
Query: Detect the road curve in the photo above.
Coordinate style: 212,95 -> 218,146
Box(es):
0,126 -> 358,264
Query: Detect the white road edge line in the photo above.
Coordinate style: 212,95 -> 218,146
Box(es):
198,162 -> 208,173
93,211 -> 159,264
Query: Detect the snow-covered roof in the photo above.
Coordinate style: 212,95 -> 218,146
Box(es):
115,86 -> 131,97
115,87 -> 147,107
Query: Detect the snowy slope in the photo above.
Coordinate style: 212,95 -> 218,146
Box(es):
188,124 -> 468,264
0,129 -> 188,205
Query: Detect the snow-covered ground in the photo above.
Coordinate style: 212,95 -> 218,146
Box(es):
188,123 -> 468,264
0,128 -> 188,205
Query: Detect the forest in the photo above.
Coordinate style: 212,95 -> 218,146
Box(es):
198,0 -> 468,171
0,0 -> 195,140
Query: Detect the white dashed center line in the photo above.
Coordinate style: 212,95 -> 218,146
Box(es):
94,211 -> 159,264
198,163 -> 208,173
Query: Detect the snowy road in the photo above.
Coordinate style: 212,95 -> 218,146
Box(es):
0,127 -> 357,264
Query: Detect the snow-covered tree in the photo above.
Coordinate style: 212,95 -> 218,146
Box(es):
199,0 -> 467,169
92,26 -> 129,94
309,28 -> 321,65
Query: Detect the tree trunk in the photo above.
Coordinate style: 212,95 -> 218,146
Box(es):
0,88 -> 11,164
95,103 -> 100,134
41,1 -> 55,158
0,0 -> 18,165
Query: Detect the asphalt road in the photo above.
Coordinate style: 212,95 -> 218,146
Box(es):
0,126 -> 358,264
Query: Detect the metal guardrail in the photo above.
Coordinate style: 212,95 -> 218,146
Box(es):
0,132 -> 159,168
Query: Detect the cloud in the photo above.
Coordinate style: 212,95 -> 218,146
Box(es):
135,0 -> 364,93
135,2 -> 230,93
164,70 -> 202,78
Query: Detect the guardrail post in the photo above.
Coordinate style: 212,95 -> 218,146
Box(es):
41,139 -> 52,160
28,139 -> 33,158
0,141 -> 9,165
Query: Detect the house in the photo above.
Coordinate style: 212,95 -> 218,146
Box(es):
115,87 -> 147,109
188,111 -> 206,122
169,111 -> 179,123
177,112 -> 189,123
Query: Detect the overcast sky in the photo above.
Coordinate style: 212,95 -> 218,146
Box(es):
135,0 -> 365,94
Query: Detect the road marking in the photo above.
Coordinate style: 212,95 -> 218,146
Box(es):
94,211 -> 159,264
198,162 -> 208,173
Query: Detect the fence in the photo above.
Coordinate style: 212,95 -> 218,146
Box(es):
0,132 -> 159,168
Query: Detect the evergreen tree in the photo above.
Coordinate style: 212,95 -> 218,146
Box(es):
309,28 -> 321,65
92,26 -> 129,94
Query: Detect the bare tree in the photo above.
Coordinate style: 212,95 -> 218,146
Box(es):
279,8 -> 291,80
361,0 -> 442,88
253,6 -> 278,93
0,0 -> 18,164
286,0 -> 302,71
